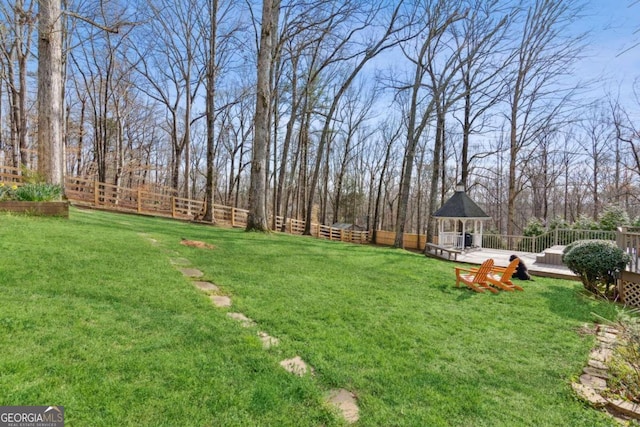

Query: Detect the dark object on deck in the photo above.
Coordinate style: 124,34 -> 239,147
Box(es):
464,233 -> 473,248
510,254 -> 531,280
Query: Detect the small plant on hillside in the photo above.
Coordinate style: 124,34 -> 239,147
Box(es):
605,309 -> 640,404
562,240 -> 631,299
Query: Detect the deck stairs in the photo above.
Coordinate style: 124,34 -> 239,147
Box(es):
535,245 -> 565,266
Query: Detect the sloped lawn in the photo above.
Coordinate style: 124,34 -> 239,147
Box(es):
0,208 -> 619,426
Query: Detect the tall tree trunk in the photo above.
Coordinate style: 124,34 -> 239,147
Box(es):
247,0 -> 280,231
37,0 -> 64,186
204,0 -> 218,222
426,112 -> 444,245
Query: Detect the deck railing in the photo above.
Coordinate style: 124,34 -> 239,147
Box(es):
617,226 -> 640,274
482,229 -> 616,253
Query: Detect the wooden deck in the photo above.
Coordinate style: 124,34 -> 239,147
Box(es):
439,248 -> 577,280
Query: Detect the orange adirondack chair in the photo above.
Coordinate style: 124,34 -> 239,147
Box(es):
487,258 -> 524,291
455,259 -> 498,293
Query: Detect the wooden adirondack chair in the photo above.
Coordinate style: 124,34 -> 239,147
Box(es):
486,258 -> 524,291
455,259 -> 497,293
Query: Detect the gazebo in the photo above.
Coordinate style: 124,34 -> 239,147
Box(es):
432,183 -> 491,250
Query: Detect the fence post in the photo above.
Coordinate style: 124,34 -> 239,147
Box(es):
137,188 -> 142,213
231,208 -> 236,227
171,197 -> 176,218
94,180 -> 99,206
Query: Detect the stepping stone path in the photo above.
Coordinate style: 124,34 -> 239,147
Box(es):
179,268 -> 204,278
257,332 -> 279,349
279,356 -> 311,376
193,281 -> 219,292
211,295 -> 232,307
326,389 -> 360,424
143,234 -> 359,425
572,325 -> 640,422
227,312 -> 255,327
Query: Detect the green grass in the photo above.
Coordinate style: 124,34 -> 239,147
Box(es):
0,208 -> 620,426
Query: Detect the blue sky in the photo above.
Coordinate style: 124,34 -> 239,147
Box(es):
579,0 -> 639,104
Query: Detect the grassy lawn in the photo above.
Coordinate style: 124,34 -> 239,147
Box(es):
0,208 -> 620,426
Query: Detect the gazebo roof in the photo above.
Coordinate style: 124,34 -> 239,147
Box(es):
432,188 -> 490,219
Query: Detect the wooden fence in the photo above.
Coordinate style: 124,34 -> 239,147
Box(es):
63,176 -> 370,245
0,165 -> 23,184
1,171 -> 625,257
374,230 -> 427,250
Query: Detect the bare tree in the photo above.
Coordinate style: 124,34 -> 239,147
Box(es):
246,0 -> 280,231
203,0 -> 218,222
392,0 -> 467,248
451,0 -> 513,189
37,0 -> 64,185
0,0 -> 36,168
330,81 -> 376,224
131,0 -> 207,196
578,105 -> 613,220
504,0 -> 585,234
303,0 -> 415,235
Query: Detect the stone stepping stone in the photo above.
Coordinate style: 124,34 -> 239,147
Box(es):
170,258 -> 191,266
582,366 -> 608,379
279,356 -> 311,376
227,312 -> 256,328
257,332 -> 279,349
590,348 -> 612,363
193,281 -> 219,292
572,383 -> 607,407
138,234 -> 160,245
606,398 -> 640,418
211,295 -> 231,307
580,374 -> 607,391
179,268 -> 204,278
326,389 -> 360,424
588,359 -> 608,371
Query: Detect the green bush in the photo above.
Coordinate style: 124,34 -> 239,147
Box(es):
523,218 -> 545,236
548,216 -> 569,230
572,214 -> 600,230
562,240 -> 631,299
599,205 -> 631,231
